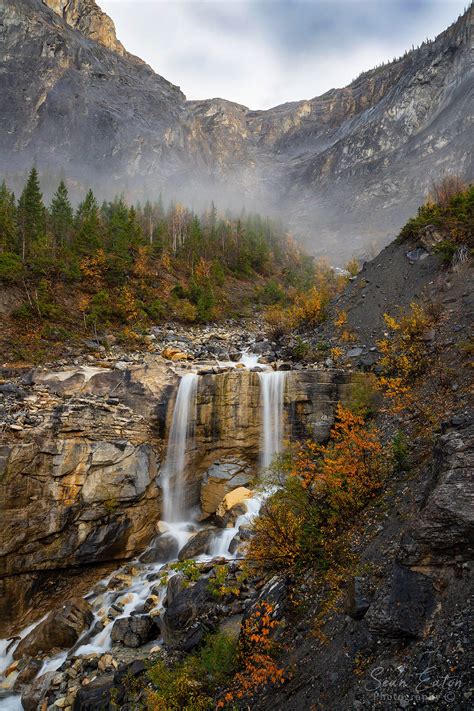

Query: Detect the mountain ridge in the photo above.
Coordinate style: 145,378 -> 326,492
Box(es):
0,0 -> 472,261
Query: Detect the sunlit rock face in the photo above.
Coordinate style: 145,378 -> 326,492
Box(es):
1,1 -> 472,259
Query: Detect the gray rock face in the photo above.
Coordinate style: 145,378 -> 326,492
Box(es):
401,419 -> 474,565
0,1 -> 472,260
366,566 -> 435,639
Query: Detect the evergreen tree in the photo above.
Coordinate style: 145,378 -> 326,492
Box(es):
17,167 -> 46,260
50,180 -> 73,247
75,189 -> 100,255
0,181 -> 17,253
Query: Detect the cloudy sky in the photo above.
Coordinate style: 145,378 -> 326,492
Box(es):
101,0 -> 468,109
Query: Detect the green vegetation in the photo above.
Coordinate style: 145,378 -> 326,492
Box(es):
146,632 -> 237,710
0,168 -> 318,360
398,178 -> 473,259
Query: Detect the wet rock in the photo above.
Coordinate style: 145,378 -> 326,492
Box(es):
72,673 -> 118,711
366,565 -> 435,638
215,501 -> 248,529
110,614 -> 159,648
164,572 -> 187,607
178,529 -> 215,560
344,577 -> 370,620
140,534 -> 179,564
21,671 -> 57,711
200,459 -> 252,517
215,487 -> 251,526
161,578 -> 212,649
13,657 -> 43,691
14,598 -> 93,660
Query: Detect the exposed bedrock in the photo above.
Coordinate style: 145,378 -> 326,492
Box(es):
0,358 -> 347,633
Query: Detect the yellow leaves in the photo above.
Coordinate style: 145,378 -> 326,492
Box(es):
334,309 -> 347,328
383,312 -> 400,331
288,286 -> 328,328
194,256 -> 211,280
330,346 -> 343,365
79,248 -> 107,289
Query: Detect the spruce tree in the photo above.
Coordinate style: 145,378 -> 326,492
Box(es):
50,180 -> 73,247
0,181 -> 17,253
17,167 -> 46,260
75,189 -> 100,255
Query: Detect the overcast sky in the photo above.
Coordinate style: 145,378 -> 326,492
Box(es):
101,0 -> 468,109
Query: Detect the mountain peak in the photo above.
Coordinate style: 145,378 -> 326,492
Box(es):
42,0 -> 132,59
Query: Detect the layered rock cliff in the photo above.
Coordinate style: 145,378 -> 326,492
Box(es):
0,358 -> 346,634
0,0 -> 472,260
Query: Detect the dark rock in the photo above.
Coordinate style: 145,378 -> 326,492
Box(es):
178,529 -> 215,560
110,614 -> 159,648
344,577 -> 370,620
21,671 -> 56,711
13,657 -> 43,691
164,572 -> 187,607
243,575 -> 288,625
366,565 -> 435,638
140,533 -> 179,563
162,578 -> 212,648
14,598 -> 93,659
73,673 -> 119,711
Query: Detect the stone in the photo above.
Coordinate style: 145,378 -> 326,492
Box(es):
347,347 -> 363,358
366,565 -> 435,638
14,598 -> 93,660
72,673 -> 118,711
161,578 -> 212,649
165,573 -> 187,607
215,502 -> 248,529
155,520 -> 170,534
178,529 -> 215,560
110,615 -> 159,648
140,534 -> 179,564
21,671 -> 57,711
200,460 -> 252,517
215,488 -> 252,523
344,577 -> 370,620
400,420 -> 474,565
13,658 -> 44,691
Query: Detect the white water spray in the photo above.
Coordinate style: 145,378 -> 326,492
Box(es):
258,370 -> 288,471
160,372 -> 199,522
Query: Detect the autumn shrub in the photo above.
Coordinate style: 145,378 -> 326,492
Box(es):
264,303 -> 292,339
377,303 -> 434,380
345,257 -> 360,277
288,286 -> 329,328
217,602 -> 285,707
249,404 -> 383,573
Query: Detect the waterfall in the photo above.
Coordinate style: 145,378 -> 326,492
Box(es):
160,372 -> 199,522
258,370 -> 288,471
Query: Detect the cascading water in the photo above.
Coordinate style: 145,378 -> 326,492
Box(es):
258,370 -> 288,471
160,372 -> 199,523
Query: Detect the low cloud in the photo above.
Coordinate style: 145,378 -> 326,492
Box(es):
102,0 -> 468,109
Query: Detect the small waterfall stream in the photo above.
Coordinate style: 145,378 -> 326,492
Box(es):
258,370 -> 288,471
160,372 -> 199,523
0,357 -> 293,708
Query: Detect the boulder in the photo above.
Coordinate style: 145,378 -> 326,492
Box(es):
178,529 -> 215,560
215,488 -> 252,523
13,657 -> 43,691
161,578 -> 212,649
72,673 -> 118,711
215,501 -> 248,529
14,598 -> 93,660
402,420 -> 474,565
200,460 -> 252,517
21,671 -> 57,711
110,614 -> 159,648
164,572 -> 187,607
366,565 -> 435,639
162,346 -> 189,361
140,534 -> 179,564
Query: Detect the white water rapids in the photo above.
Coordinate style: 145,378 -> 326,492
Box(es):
0,355 -> 289,709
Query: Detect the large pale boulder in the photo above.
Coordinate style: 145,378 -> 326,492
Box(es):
14,597 -> 93,659
216,488 -> 252,521
200,460 -> 252,517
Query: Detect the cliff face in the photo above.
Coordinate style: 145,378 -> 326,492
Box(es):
0,1 -> 472,259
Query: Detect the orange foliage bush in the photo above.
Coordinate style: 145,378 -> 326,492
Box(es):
217,602 -> 285,708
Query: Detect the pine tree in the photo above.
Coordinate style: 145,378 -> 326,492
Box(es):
75,189 -> 100,255
0,181 -> 17,253
17,167 -> 46,260
50,180 -> 73,247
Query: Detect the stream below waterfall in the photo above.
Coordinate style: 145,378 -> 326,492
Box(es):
0,356 -> 289,710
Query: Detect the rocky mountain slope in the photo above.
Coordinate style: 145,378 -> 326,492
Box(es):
0,0 -> 472,260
